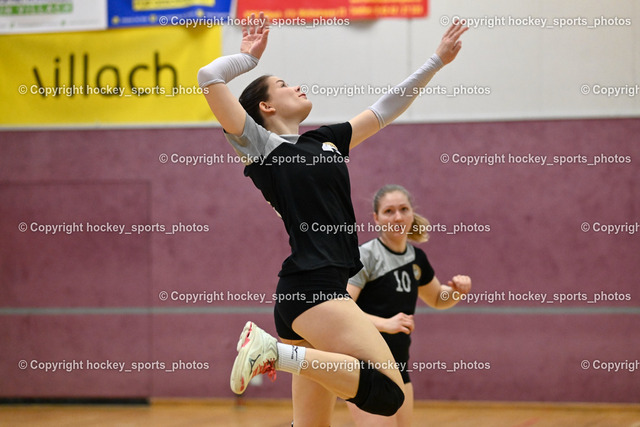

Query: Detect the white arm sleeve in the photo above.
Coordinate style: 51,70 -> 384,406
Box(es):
197,53 -> 259,88
368,53 -> 444,128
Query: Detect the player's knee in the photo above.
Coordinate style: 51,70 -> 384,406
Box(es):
346,363 -> 405,416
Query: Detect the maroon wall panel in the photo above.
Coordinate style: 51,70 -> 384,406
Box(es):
1,118 -> 638,402
0,182 -> 152,397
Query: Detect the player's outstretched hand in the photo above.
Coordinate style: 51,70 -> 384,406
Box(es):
435,21 -> 469,65
448,275 -> 472,295
240,12 -> 270,60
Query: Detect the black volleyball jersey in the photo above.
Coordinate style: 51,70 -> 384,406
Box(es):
224,113 -> 362,277
349,238 -> 435,360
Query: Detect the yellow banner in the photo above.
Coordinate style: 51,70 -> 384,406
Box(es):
0,25 -> 221,127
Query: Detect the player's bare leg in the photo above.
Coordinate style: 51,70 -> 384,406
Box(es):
280,338 -> 337,427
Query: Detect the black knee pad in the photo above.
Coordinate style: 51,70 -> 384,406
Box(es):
346,362 -> 405,416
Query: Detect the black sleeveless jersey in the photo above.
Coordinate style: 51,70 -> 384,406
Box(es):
225,114 -> 362,277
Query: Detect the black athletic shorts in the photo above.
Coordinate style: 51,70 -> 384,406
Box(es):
384,337 -> 411,384
397,357 -> 411,384
274,266 -> 351,340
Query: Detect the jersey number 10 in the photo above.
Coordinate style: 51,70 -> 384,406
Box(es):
393,271 -> 412,293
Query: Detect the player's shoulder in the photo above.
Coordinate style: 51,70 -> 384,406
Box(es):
302,122 -> 352,151
412,244 -> 426,258
317,121 -> 352,137
357,238 -> 385,269
411,244 -> 430,263
359,238 -> 378,250
358,238 -> 378,260
410,244 -> 435,282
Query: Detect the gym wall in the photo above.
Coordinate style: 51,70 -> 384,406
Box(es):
1,0 -> 638,402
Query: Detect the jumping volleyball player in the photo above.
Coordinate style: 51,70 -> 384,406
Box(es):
197,13 -> 468,425
346,185 -> 471,426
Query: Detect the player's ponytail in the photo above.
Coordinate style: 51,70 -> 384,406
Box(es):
373,184 -> 429,243
239,74 -> 272,128
409,212 -> 429,243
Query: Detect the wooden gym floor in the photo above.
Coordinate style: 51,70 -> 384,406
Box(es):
1,399 -> 639,426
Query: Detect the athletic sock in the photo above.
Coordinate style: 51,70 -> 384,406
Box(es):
275,343 -> 307,374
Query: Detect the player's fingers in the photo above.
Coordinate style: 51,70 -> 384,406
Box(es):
453,276 -> 471,293
257,11 -> 266,33
444,23 -> 455,37
248,13 -> 256,34
456,275 -> 470,285
453,22 -> 469,38
404,317 -> 415,330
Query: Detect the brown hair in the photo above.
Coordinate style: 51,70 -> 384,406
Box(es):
373,184 -> 430,243
239,74 -> 272,128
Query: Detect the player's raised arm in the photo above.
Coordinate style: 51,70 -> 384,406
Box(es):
349,21 -> 469,149
198,13 -> 270,135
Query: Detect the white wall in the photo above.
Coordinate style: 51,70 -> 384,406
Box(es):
222,0 -> 639,124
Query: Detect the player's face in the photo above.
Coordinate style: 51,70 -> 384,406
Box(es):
262,76 -> 312,123
374,191 -> 414,237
